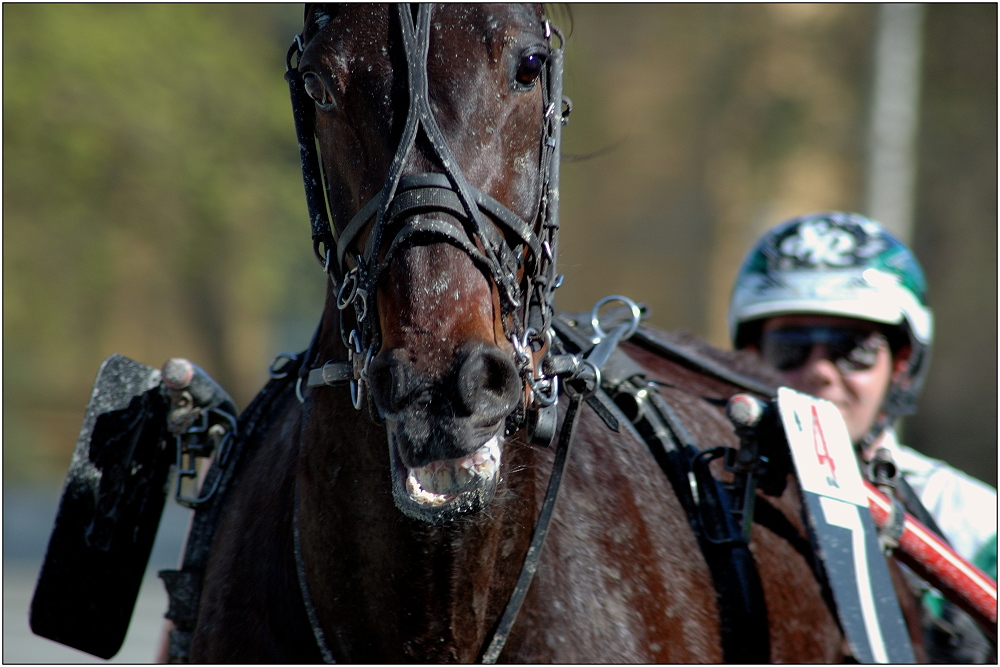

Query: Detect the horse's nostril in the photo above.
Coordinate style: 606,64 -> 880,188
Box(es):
372,346 -> 519,423
369,355 -> 413,414
457,345 -> 520,423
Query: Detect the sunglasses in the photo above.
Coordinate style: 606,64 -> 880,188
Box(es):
760,326 -> 888,374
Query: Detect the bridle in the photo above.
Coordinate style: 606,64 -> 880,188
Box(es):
283,5 -> 574,662
284,4 -> 569,427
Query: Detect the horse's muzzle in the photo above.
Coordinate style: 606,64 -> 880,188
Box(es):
369,342 -> 519,464
369,342 -> 521,522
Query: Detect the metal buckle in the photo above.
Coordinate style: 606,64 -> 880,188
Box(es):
323,245 -> 334,276
355,289 -> 369,322
285,33 -> 304,72
563,358 -> 599,399
174,407 -> 238,509
510,330 -> 532,372
529,374 -> 560,407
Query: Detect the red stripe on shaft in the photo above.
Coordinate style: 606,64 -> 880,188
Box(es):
864,480 -> 997,640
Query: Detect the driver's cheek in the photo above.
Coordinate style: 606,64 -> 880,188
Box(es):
842,372 -> 887,430
784,352 -> 843,398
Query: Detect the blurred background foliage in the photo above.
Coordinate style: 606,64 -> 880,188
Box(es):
4,4 -> 995,486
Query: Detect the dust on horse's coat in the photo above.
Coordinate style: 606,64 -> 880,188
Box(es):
186,4 -> 911,662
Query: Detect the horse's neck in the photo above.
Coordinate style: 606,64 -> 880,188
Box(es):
296,385 -> 543,661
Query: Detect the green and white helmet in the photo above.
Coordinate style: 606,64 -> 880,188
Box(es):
728,211 -> 933,419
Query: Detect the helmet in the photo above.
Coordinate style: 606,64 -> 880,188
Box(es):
728,211 -> 933,422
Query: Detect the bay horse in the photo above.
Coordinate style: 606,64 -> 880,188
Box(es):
166,4 -> 921,662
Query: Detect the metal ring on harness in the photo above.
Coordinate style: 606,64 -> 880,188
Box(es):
269,353 -> 299,379
530,374 -> 560,408
173,407 -> 239,509
564,358 -> 600,399
520,326 -> 559,407
514,326 -> 551,368
337,268 -> 359,310
590,295 -> 642,343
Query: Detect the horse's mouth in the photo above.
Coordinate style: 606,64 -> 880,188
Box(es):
390,435 -> 501,523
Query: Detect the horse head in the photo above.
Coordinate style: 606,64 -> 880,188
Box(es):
288,4 -> 565,523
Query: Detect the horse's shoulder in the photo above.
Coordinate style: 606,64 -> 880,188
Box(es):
533,401 -> 724,662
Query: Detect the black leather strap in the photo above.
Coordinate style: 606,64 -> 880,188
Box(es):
284,41 -> 336,272
479,393 -> 584,663
896,474 -> 950,543
608,359 -> 770,663
630,325 -> 777,398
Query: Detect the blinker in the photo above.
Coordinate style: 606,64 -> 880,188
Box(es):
30,354 -> 172,660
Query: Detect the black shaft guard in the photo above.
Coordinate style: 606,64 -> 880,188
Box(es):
30,353 -> 175,659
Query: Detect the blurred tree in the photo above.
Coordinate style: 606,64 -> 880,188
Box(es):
557,4 -> 874,338
3,4 -> 322,479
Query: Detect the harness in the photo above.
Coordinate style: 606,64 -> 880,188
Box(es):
162,5 -> 785,662
160,307 -> 783,664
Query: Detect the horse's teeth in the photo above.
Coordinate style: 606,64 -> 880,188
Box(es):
403,436 -> 502,506
406,472 -> 453,506
467,449 -> 490,466
435,467 -> 453,491
462,437 -> 500,469
417,465 -> 451,493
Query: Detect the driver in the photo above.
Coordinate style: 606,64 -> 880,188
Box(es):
727,211 -> 996,663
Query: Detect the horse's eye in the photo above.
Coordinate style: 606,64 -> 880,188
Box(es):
514,52 -> 545,87
303,71 -> 335,110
